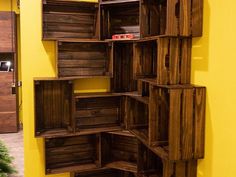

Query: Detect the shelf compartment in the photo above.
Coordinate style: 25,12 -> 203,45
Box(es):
100,1 -> 140,40
133,37 -> 192,85
42,0 -> 99,40
45,134 -> 101,174
135,80 -> 206,161
57,41 -> 113,78
140,0 -> 203,37
34,79 -> 73,137
111,42 -> 137,92
75,93 -> 125,132
101,132 -> 138,173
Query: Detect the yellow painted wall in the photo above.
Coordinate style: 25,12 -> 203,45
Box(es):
2,0 -> 236,177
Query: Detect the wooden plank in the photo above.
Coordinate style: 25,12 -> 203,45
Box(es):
179,0 -> 191,36
169,38 -> 180,84
59,68 -> 106,77
166,0 -> 178,35
186,160 -> 197,177
163,160 -> 174,177
0,112 -> 17,133
175,161 -> 186,177
157,38 -> 169,85
0,95 -> 16,112
180,38 -> 192,84
191,0 -> 203,37
181,89 -> 194,160
194,87 -> 206,158
169,89 -> 181,160
149,85 -> 158,145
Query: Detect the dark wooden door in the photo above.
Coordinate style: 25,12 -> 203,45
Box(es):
0,11 -> 18,133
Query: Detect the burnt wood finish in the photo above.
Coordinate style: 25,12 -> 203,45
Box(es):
74,93 -> 124,132
133,37 -> 192,85
57,41 -> 113,78
100,1 -> 140,40
42,0 -> 99,40
0,12 -> 16,52
45,134 -> 101,174
130,79 -> 206,161
100,0 -> 203,39
34,79 -> 74,137
101,132 -> 138,173
111,42 -> 137,92
37,0 -> 206,176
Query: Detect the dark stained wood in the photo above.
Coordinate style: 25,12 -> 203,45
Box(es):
43,0 -> 99,40
191,0 -> 203,37
45,134 -> 101,174
75,94 -> 123,131
100,1 -> 140,40
0,12 -> 16,52
111,42 -> 137,92
101,132 -> 138,173
57,41 -> 113,78
34,79 -> 74,137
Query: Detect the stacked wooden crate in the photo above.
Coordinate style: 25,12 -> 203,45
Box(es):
36,0 -> 205,176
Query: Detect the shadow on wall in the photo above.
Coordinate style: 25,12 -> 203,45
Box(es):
191,1 -> 213,177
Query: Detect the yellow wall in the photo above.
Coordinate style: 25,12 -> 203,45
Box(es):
192,1 -> 236,177
2,0 -> 236,177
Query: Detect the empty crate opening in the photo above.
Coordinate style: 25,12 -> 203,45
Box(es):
129,98 -> 149,141
43,0 -> 98,39
45,135 -> 99,174
134,41 -> 157,78
34,80 -> 73,136
139,143 -> 163,176
58,42 -> 111,77
141,0 -> 167,37
75,96 -> 122,130
112,43 -> 137,92
101,2 -> 140,39
102,133 -> 138,171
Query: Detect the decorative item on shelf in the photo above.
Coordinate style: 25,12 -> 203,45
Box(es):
112,34 -> 134,40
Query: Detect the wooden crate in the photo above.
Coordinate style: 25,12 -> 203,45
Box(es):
101,131 -> 139,173
73,169 -> 137,177
42,0 -> 99,40
45,134 -> 101,174
34,78 -> 74,137
133,37 -> 192,85
74,93 -> 124,133
100,0 -> 203,40
57,40 -> 113,78
140,0 -> 203,37
0,12 -> 17,52
111,42 -> 137,92
129,80 -> 206,161
100,1 -> 140,40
